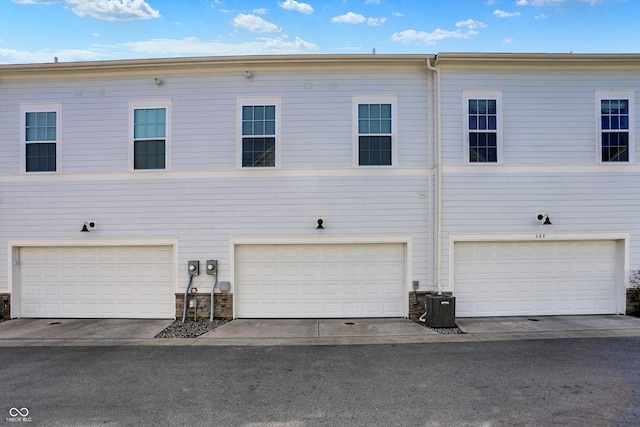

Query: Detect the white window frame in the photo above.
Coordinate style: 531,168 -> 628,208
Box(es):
236,96 -> 281,168
20,103 -> 62,173
129,100 -> 171,171
595,90 -> 635,163
463,91 -> 503,164
352,95 -> 398,167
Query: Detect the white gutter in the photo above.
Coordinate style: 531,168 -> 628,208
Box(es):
426,56 -> 443,295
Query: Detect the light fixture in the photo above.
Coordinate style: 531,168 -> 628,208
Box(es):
154,77 -> 163,86
536,212 -> 552,225
316,219 -> 324,230
244,70 -> 252,79
81,221 -> 96,232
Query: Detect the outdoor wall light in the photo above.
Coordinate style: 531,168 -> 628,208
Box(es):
536,212 -> 552,225
244,70 -> 252,79
81,221 -> 96,232
154,77 -> 163,86
316,218 -> 325,230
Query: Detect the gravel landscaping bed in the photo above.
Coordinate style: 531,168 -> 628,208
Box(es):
426,326 -> 463,334
154,319 -> 228,338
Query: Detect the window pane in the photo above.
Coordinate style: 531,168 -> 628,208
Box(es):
134,140 -> 165,169
358,104 -> 369,119
26,142 -> 56,172
25,111 -> 56,142
380,104 -> 392,119
478,100 -> 487,114
602,132 -> 629,162
243,105 -> 275,137
469,132 -> 497,163
264,120 -> 276,135
134,108 -> 165,138
469,100 -> 478,115
359,119 -> 369,134
359,136 -> 391,166
242,137 -> 275,167
488,115 -> 497,130
487,100 -> 496,115
254,106 -> 264,121
264,105 -> 275,120
358,104 -> 392,135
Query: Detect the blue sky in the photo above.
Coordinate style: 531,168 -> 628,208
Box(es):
0,0 -> 637,64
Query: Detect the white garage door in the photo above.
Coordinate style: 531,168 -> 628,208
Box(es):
454,240 -> 620,317
19,246 -> 174,319
235,243 -> 406,318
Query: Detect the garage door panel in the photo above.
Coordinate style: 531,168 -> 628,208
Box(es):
454,240 -> 619,317
236,243 -> 406,318
19,246 -> 174,319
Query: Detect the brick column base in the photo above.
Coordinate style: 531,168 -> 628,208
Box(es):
0,294 -> 10,319
175,293 -> 233,321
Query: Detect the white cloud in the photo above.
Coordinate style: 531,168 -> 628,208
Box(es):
232,14 -> 281,33
332,12 -> 387,26
392,18 -> 485,46
332,12 -> 366,24
253,8 -> 268,15
367,17 -> 387,26
493,9 -> 521,17
119,36 -> 317,56
392,12 -> 404,17
535,13 -> 549,19
365,0 -> 381,3
278,0 -> 314,14
456,19 -> 487,30
503,38 -> 514,43
0,46 -> 104,64
391,28 -> 470,45
12,0 -> 160,21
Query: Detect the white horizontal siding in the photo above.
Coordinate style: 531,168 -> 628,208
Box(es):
440,69 -> 640,165
0,69 -> 430,174
439,168 -> 640,288
0,171 -> 433,294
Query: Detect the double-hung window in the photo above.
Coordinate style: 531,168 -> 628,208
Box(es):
22,104 -> 61,173
598,92 -> 633,162
239,98 -> 279,167
465,93 -> 501,163
354,96 -> 396,166
131,101 -> 169,170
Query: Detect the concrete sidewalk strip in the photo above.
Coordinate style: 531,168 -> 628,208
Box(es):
457,315 -> 640,334
0,318 -> 174,339
319,318 -> 438,337
201,319 -> 319,339
201,318 -> 438,339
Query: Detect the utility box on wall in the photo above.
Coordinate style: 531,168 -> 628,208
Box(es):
425,294 -> 456,328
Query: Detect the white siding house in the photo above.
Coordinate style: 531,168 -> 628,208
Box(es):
0,55 -> 434,319
434,53 -> 640,317
1,52 -> 639,321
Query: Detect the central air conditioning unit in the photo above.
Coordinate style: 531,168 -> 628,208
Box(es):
425,294 -> 456,328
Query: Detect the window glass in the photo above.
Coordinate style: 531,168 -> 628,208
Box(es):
134,140 -> 165,169
358,103 -> 392,166
468,98 -> 498,163
600,99 -> 629,162
25,111 -> 57,172
242,105 -> 276,167
133,107 -> 166,170
26,142 -> 56,172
